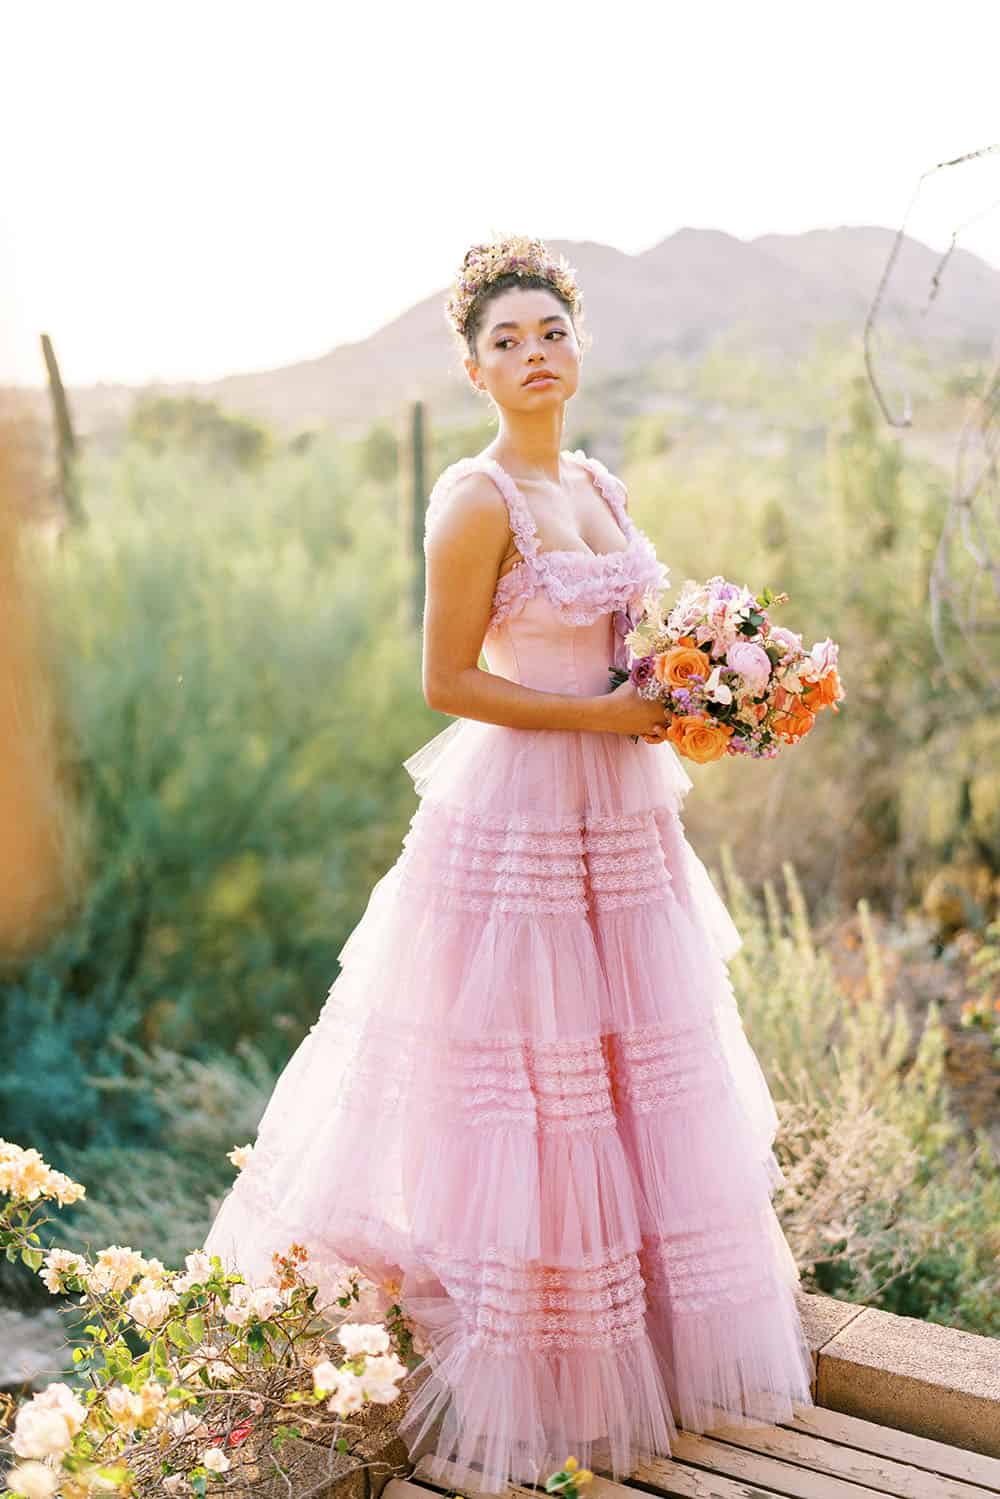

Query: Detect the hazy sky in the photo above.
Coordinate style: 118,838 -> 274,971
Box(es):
4,1 -> 1000,389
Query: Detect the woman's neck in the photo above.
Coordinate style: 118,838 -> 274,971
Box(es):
489,409 -> 566,483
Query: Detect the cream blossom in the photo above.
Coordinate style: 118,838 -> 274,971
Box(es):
336,1322 -> 391,1357
88,1245 -> 146,1296
200,1447 -> 231,1474
312,1359 -> 341,1393
358,1351 -> 407,1403
40,1248 -> 88,1294
172,1249 -> 213,1293
227,1143 -> 254,1171
12,1385 -> 86,1459
326,1370 -> 366,1415
126,1285 -> 179,1330
168,1410 -> 208,1439
221,1280 -> 282,1327
703,664 -> 733,705
4,1460 -> 60,1499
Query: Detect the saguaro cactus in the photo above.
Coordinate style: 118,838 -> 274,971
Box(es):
403,398 -> 427,633
40,331 -> 85,528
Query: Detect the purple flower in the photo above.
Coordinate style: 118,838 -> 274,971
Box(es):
631,655 -> 657,689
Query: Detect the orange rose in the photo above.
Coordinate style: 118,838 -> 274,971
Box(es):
801,667 -> 844,713
772,698 -> 815,743
665,713 -> 734,764
653,645 -> 711,689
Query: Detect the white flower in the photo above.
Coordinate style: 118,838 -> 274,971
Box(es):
88,1245 -> 146,1295
227,1143 -> 254,1171
4,1459 -> 60,1499
172,1250 -> 213,1294
40,1248 -> 88,1294
168,1410 -> 208,1438
247,1285 -> 282,1320
126,1286 -> 179,1330
200,1446 -> 231,1473
312,1359 -> 341,1393
358,1351 -> 407,1404
106,1386 -> 144,1430
185,1250 -> 213,1282
222,1280 -> 280,1327
12,1388 -> 83,1460
703,664 -> 733,705
162,1476 -> 189,1495
326,1370 -> 366,1415
336,1322 -> 390,1357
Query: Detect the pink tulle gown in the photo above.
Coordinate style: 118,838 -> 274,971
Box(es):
203,449 -> 815,1493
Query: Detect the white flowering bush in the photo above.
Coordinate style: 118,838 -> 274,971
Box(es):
0,1139 -> 416,1499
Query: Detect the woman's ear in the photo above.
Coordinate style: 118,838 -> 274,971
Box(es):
463,354 -> 486,394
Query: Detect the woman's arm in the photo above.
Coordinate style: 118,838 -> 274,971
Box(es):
421,472 -> 662,736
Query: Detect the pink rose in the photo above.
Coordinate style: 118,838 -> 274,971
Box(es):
725,639 -> 772,691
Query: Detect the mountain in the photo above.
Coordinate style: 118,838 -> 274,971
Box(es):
9,225 -> 999,442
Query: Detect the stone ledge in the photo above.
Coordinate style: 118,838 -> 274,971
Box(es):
796,1288 -> 1000,1458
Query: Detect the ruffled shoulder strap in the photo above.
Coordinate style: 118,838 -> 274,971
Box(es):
423,456 -> 541,564
569,449 -> 636,537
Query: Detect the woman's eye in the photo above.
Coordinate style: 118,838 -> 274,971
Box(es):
495,330 -> 565,349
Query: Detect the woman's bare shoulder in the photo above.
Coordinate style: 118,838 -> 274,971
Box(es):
424,462 -> 509,549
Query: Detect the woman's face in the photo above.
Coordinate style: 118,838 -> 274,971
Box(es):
464,286 -> 581,411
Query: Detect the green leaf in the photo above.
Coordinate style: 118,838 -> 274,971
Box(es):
166,1320 -> 192,1349
186,1312 -> 206,1344
20,1246 -> 44,1271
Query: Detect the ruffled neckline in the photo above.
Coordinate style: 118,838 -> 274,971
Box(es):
483,450 -> 669,632
423,448 -> 670,633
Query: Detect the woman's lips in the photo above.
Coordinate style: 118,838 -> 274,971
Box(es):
523,373 -> 557,386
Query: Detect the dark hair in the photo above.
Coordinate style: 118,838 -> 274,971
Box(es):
463,272 -> 582,360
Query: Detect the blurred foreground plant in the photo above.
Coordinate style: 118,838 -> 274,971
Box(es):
0,1140 -> 416,1499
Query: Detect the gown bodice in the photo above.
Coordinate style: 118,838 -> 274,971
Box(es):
423,450 -> 671,697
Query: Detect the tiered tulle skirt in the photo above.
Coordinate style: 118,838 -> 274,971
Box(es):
203,717 -> 815,1493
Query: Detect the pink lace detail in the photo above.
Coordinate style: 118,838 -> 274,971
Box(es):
422,450 -> 671,634
399,799 -> 678,915
639,1225 -> 781,1314
430,1246 -> 649,1351
340,1028 -> 620,1136
609,1022 -> 723,1115
313,1017 -> 726,1145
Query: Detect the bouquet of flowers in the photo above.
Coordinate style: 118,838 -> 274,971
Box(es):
609,575 -> 844,761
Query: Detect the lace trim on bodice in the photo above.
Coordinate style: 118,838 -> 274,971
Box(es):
423,449 -> 671,631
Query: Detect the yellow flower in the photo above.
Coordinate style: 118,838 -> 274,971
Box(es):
564,1457 -> 579,1472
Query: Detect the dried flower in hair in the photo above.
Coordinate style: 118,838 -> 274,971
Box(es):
445,232 -> 581,342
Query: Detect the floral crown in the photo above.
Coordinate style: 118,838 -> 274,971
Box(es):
445,232 -> 582,341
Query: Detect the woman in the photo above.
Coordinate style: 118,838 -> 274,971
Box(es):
204,233 -> 815,1493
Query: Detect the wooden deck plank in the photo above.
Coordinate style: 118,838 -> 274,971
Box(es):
682,1420 -> 1000,1498
400,1463 -> 797,1497
631,1438 -> 902,1497
395,1403 -> 1000,1499
775,1407 -> 1000,1491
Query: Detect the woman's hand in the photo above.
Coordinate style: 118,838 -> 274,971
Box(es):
597,678 -> 671,740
